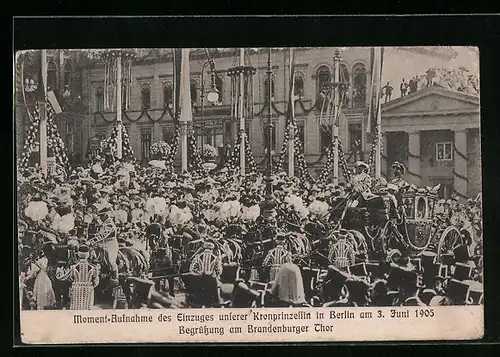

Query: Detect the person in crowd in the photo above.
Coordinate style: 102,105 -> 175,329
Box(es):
400,79 -> 408,97
56,244 -> 100,310
269,262 -> 310,307
383,82 -> 393,102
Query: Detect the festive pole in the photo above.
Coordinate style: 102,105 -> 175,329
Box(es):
374,47 -> 384,179
332,49 -> 341,186
239,48 -> 246,175
288,47 -> 295,177
179,48 -> 192,172
39,49 -> 48,177
116,51 -> 123,160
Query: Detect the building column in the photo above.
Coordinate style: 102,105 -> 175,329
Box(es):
453,129 -> 469,200
407,130 -> 421,186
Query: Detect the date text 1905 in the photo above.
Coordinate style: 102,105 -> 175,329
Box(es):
386,309 -> 435,318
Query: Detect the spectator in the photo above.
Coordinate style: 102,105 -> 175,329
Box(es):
409,76 -> 418,94
400,79 -> 408,97
382,82 -> 393,103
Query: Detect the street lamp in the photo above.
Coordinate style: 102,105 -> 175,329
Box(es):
200,59 -> 219,150
261,48 -> 276,225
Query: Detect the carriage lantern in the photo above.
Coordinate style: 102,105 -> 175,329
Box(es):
402,190 -> 438,250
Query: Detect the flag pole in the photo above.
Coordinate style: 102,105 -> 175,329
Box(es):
239,48 -> 246,175
288,47 -> 295,177
375,47 -> 383,179
116,52 -> 123,160
39,49 -> 48,177
332,49 -> 341,186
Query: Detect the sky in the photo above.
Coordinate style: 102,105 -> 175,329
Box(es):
381,46 -> 479,87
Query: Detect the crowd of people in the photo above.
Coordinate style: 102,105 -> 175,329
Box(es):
17,155 -> 483,310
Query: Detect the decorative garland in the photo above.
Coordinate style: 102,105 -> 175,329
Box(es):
317,141 -> 351,185
225,132 -> 257,175
150,141 -> 172,160
19,100 -> 70,173
98,123 -> 135,162
187,125 -> 207,175
293,135 -> 313,182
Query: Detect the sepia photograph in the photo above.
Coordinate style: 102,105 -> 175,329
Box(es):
15,46 -> 483,343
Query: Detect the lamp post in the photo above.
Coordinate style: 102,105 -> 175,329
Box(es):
200,59 -> 219,150
261,48 -> 276,223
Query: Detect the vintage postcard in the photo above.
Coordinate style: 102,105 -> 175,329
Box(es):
15,46 -> 483,344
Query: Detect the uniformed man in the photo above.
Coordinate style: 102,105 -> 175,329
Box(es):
93,205 -> 119,284
56,244 -> 100,310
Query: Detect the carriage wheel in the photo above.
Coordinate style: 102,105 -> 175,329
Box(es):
436,226 -> 464,262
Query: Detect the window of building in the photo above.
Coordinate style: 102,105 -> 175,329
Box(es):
95,87 -> 104,112
162,126 -> 174,143
263,124 -> 277,152
66,122 -> 74,153
215,75 -> 223,104
163,84 -> 173,108
433,178 -> 454,199
47,61 -> 58,92
63,62 -> 73,87
294,73 -> 304,98
190,80 -> 198,104
436,142 -> 453,161
348,123 -> 362,152
141,85 -> 151,110
320,128 -> 331,153
296,123 -> 305,148
195,124 -> 224,149
263,76 -> 275,101
316,65 -> 331,100
140,129 -> 152,159
340,64 -> 350,108
352,63 -> 367,108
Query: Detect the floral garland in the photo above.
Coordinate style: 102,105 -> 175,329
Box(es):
187,126 -> 207,175
367,127 -> 384,176
165,126 -> 181,169
293,136 -> 313,182
97,124 -> 135,162
225,132 -> 257,175
150,141 -> 172,159
19,100 -> 70,173
317,140 -> 350,185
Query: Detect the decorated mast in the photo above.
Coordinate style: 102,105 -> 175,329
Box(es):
39,50 -> 48,176
332,49 -> 341,186
179,48 -> 191,172
116,51 -> 123,160
288,47 -> 295,177
239,48 -> 246,175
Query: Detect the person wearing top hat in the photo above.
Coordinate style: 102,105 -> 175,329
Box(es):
345,277 -> 371,307
56,244 -> 100,310
321,265 -> 353,307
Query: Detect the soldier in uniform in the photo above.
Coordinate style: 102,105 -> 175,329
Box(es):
263,234 -> 292,282
56,244 -> 100,310
93,206 -> 119,285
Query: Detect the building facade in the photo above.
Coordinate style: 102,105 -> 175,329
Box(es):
15,47 -> 481,199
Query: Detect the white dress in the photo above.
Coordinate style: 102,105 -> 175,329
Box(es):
31,257 -> 56,310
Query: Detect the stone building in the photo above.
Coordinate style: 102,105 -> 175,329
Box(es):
15,47 -> 481,199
